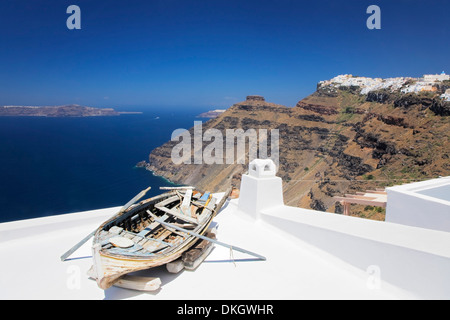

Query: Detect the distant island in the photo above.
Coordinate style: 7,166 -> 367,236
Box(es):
197,109 -> 226,118
0,104 -> 142,117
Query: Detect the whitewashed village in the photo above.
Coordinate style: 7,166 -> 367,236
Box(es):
319,72 -> 450,101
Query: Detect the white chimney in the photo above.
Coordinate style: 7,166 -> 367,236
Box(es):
238,159 -> 284,220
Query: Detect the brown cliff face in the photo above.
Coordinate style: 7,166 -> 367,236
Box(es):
144,90 -> 450,220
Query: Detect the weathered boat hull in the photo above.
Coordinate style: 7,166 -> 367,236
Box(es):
91,189 -> 217,290
93,239 -> 199,289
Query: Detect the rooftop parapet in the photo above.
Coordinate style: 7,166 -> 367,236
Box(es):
386,176 -> 450,232
237,160 -> 450,298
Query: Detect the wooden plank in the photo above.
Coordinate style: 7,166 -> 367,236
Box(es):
124,228 -> 173,247
166,258 -> 184,274
198,197 -> 216,224
146,210 -> 169,223
182,229 -> 216,270
157,206 -> 199,225
113,275 -> 161,292
205,196 -> 216,211
135,214 -> 177,253
145,210 -> 189,238
108,244 -> 144,255
87,268 -> 161,292
136,226 -> 153,238
123,232 -> 135,239
143,240 -> 170,253
180,188 -> 193,216
121,187 -> 151,212
198,192 -> 210,203
155,195 -> 179,208
109,226 -> 123,235
183,242 -> 214,271
190,204 -> 199,218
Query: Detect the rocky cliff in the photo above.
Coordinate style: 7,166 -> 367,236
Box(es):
141,79 -> 450,220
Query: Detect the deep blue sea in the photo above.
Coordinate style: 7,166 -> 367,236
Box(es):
0,107 -> 205,223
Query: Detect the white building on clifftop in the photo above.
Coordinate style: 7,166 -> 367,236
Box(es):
441,89 -> 450,102
318,74 -> 410,95
319,73 -> 450,96
423,72 -> 450,82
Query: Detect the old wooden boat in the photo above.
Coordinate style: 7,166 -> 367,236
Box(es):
91,187 -> 223,290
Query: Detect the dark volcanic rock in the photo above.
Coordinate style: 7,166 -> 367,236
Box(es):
366,90 -> 396,104
430,100 -> 450,116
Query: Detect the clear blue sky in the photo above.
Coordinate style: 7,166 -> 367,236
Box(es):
0,0 -> 449,109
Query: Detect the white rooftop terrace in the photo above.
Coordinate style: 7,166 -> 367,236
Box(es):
1,160 -> 450,300
386,176 -> 450,232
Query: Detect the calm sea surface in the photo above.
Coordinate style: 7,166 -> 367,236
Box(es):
0,107 -> 203,223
